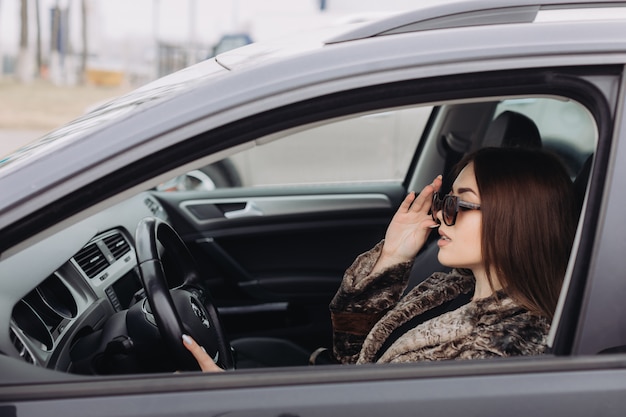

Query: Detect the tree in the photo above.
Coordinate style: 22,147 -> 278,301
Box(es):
16,0 -> 34,83
0,0 -> 4,79
80,0 -> 88,84
49,2 -> 61,84
35,0 -> 42,77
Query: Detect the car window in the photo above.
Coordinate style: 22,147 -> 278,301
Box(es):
157,106 -> 432,191
232,106 -> 432,187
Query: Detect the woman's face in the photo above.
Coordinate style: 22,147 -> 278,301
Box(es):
436,162 -> 483,272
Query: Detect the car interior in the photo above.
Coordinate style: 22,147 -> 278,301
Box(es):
3,72 -> 601,377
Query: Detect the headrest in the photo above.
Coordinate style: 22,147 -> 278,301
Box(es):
483,110 -> 542,149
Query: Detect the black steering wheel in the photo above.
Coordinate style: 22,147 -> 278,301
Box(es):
133,217 -> 233,370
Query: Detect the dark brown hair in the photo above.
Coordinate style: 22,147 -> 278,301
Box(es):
454,147 -> 577,320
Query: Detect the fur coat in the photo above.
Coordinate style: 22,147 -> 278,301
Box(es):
330,241 -> 550,364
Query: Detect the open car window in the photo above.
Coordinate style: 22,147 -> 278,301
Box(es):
5,91 -> 600,374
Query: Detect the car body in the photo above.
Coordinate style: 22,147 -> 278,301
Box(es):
2,0 -> 626,415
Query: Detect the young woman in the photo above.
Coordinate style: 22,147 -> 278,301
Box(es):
184,147 -> 577,370
331,147 -> 577,364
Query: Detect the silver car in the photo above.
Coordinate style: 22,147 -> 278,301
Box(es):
2,0 -> 626,415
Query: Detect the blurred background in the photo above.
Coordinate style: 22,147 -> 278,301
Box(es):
0,0 -> 425,156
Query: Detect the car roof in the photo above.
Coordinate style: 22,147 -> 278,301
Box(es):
326,0 -> 626,43
216,0 -> 626,71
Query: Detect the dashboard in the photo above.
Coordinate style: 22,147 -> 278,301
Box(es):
4,192 -> 169,373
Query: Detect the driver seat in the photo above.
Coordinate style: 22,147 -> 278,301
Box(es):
230,337 -> 313,368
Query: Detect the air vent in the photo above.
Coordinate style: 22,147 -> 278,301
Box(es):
74,242 -> 109,278
103,233 -> 130,260
10,328 -> 35,365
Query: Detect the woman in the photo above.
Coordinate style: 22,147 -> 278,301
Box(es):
184,147 -> 577,370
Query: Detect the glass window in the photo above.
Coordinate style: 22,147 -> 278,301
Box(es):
231,106 -> 432,187
157,106 -> 432,191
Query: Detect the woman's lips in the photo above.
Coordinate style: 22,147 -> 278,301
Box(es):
438,229 -> 451,247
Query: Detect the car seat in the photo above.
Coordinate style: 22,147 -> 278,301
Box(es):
482,110 -> 542,149
231,337 -> 314,368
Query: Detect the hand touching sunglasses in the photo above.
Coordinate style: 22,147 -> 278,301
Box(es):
431,192 -> 481,226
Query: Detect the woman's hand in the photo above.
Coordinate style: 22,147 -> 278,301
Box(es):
182,334 -> 224,372
371,175 -> 442,274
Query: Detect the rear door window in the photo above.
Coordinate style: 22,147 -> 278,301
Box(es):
230,106 -> 432,187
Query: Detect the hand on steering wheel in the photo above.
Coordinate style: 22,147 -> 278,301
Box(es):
134,217 -> 234,371
182,334 -> 223,372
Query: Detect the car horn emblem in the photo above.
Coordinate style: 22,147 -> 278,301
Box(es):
190,298 -> 211,329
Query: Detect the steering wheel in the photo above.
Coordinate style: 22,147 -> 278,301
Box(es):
133,217 -> 234,370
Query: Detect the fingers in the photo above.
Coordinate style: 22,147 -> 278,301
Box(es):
182,334 -> 223,372
432,174 -> 443,192
421,174 -> 443,199
398,191 -> 417,212
407,175 -> 443,213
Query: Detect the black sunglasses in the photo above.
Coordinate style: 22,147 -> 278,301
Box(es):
431,192 -> 481,226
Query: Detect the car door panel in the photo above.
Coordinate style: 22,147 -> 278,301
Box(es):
154,184 -> 405,348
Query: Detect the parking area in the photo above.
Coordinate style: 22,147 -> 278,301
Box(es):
0,79 -> 131,156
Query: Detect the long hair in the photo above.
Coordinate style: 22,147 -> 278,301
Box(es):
454,147 -> 577,320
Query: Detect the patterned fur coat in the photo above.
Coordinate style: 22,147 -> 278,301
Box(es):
330,241 -> 550,364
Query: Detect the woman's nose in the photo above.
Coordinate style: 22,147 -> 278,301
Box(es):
435,208 -> 443,223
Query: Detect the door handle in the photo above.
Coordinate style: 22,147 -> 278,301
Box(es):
223,201 -> 264,219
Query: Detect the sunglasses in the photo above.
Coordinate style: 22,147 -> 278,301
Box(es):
431,192 -> 481,226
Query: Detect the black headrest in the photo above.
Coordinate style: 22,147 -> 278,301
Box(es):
483,110 -> 542,149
